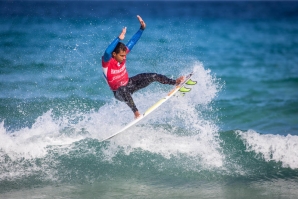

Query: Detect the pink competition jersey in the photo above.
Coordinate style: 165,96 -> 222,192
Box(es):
102,50 -> 130,91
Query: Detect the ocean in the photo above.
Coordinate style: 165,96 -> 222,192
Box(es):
0,1 -> 298,198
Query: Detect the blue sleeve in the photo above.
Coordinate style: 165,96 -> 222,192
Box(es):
126,29 -> 144,51
103,37 -> 120,62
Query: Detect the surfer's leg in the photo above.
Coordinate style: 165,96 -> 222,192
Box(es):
114,86 -> 138,113
129,73 -> 176,93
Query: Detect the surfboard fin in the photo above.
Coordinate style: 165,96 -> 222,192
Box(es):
186,79 -> 197,85
179,86 -> 191,92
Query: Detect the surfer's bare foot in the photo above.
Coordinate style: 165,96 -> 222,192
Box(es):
134,111 -> 141,119
176,76 -> 185,85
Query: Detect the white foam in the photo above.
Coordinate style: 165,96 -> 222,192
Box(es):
0,62 -> 224,179
0,111 -> 85,161
237,129 -> 298,169
0,111 -> 88,181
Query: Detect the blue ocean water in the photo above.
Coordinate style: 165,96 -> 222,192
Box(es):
0,1 -> 298,198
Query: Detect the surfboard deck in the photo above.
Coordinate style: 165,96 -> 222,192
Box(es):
100,72 -> 196,142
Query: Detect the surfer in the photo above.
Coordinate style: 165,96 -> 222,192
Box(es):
102,15 -> 184,118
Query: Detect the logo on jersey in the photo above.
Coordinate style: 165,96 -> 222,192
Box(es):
111,64 -> 126,74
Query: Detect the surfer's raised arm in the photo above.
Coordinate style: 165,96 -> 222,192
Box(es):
126,16 -> 146,51
137,15 -> 146,30
102,27 -> 126,62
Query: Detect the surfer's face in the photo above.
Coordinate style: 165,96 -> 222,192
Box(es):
113,50 -> 126,63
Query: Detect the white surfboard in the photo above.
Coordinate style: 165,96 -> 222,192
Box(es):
100,72 -> 196,142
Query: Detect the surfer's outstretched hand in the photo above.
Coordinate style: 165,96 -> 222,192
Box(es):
119,27 -> 126,40
137,15 -> 146,30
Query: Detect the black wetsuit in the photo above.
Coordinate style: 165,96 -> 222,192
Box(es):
113,73 -> 176,113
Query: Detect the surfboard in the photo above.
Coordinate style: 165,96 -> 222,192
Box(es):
100,72 -> 197,142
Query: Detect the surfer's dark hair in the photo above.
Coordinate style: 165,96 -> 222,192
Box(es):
113,42 -> 127,54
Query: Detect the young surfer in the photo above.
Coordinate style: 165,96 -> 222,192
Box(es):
102,15 -> 184,118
